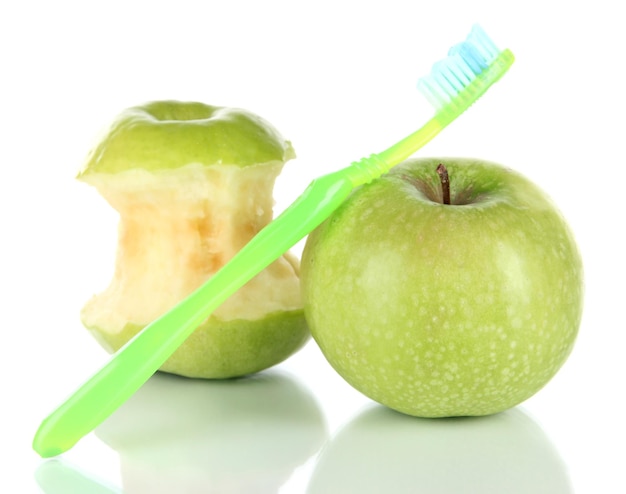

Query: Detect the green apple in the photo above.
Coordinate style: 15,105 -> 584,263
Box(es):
301,157 -> 584,417
79,100 -> 309,379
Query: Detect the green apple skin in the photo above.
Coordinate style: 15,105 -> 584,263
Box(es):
91,311 -> 308,379
301,157 -> 584,417
78,100 -> 295,177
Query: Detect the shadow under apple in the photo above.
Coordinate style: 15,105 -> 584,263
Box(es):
307,405 -> 572,494
95,370 -> 327,493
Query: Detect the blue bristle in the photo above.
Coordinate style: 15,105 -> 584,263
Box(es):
439,55 -> 472,90
432,60 -> 460,97
417,77 -> 449,108
417,24 -> 502,108
466,24 -> 500,63
449,43 -> 488,75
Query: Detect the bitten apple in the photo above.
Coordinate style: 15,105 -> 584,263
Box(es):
301,157 -> 583,417
79,101 -> 308,379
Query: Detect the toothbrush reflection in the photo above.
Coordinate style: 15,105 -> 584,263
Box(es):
35,459 -> 122,494
307,405 -> 572,494
95,370 -> 327,493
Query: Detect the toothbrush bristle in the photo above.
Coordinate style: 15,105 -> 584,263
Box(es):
417,25 -> 503,109
464,24 -> 500,63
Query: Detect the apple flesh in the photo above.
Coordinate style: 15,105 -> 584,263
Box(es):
79,101 -> 309,379
301,157 -> 584,417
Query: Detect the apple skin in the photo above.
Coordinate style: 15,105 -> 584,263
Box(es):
301,157 -> 584,417
77,100 -> 294,176
91,310 -> 308,379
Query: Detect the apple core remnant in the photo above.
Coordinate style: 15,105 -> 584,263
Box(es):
78,101 -> 309,379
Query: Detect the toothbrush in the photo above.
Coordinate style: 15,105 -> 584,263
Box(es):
33,24 -> 514,458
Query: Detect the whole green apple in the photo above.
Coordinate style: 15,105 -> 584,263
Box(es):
301,157 -> 583,417
79,100 -> 308,379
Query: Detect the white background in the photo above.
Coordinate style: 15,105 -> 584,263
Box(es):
2,1 -> 624,492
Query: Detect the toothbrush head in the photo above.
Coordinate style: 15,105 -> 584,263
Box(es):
417,25 -> 514,113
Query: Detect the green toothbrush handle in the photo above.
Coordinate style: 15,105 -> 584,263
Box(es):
32,120 -> 448,458
32,113 -> 453,458
32,166 -> 363,458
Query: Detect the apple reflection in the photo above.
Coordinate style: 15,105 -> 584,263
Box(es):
307,405 -> 572,494
96,370 -> 327,493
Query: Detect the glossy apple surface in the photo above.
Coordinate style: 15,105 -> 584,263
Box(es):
301,157 -> 584,417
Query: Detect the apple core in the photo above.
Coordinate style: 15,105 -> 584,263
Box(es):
78,101 -> 309,379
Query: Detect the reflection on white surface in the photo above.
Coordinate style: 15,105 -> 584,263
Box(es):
95,370 -> 328,493
307,405 -> 572,494
35,459 -> 122,494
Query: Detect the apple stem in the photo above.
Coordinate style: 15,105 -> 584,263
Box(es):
436,164 -> 451,205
